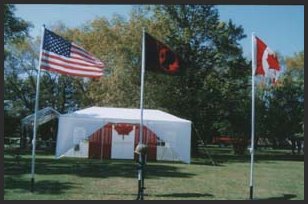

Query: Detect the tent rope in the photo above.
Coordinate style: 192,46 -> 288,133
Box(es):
192,123 -> 216,166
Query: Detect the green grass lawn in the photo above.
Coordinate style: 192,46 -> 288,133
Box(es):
3,147 -> 304,200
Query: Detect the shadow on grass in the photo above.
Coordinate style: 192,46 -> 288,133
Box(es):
191,161 -> 225,167
4,177 -> 75,194
192,147 -> 304,166
154,192 -> 214,198
4,156 -> 195,179
258,194 -> 297,200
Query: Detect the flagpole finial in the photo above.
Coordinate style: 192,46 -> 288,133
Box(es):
252,32 -> 256,38
41,25 -> 46,33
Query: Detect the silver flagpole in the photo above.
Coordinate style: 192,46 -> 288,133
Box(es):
30,25 -> 45,192
136,27 -> 146,200
139,27 -> 145,165
249,32 -> 256,200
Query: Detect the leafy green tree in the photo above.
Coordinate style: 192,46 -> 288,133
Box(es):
4,40 -> 37,140
4,4 -> 32,58
256,51 -> 304,152
285,51 -> 304,71
41,7 -> 249,155
4,4 -> 33,140
4,26 -> 89,143
147,5 -> 250,155
4,5 -> 255,157
84,15 -> 141,108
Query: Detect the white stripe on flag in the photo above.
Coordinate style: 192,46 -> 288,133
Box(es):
41,61 -> 103,77
41,53 -> 103,72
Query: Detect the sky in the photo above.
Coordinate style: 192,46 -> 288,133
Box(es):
14,4 -> 304,59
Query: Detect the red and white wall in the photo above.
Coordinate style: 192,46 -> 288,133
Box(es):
64,123 -> 172,161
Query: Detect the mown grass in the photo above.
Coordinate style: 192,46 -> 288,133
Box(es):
3,146 -> 304,200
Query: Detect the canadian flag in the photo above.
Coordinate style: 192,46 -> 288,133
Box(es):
255,36 -> 280,83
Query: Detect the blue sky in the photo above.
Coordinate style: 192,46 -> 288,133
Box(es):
14,4 -> 304,59
217,5 -> 304,59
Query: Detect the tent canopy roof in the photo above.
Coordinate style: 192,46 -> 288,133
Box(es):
21,107 -> 60,127
63,106 -> 191,124
56,106 -> 192,163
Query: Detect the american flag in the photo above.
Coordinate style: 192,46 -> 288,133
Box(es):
40,28 -> 105,78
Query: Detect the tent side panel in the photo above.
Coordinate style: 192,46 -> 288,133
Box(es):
134,125 -> 157,161
88,123 -> 112,160
55,116 -> 108,158
88,129 -> 102,159
145,121 -> 191,163
147,129 -> 157,161
102,124 -> 112,159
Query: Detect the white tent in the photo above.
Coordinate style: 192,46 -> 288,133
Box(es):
56,107 -> 191,163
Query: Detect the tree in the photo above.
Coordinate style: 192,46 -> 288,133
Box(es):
257,51 -> 304,152
4,4 -> 32,58
4,5 -> 252,156
40,7 -> 249,156
147,5 -> 250,155
4,24 -> 89,143
285,51 -> 304,71
4,4 -> 33,140
4,40 -> 38,139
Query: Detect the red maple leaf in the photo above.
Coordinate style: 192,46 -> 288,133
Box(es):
115,123 -> 133,135
267,54 -> 280,70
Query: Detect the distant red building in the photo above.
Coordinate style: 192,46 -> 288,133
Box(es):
212,136 -> 234,145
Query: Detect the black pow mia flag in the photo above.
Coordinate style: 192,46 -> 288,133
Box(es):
145,33 -> 184,75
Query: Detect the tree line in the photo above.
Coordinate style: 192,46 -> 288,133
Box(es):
4,5 -> 304,155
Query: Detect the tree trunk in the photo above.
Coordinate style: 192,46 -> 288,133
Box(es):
291,138 -> 296,155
